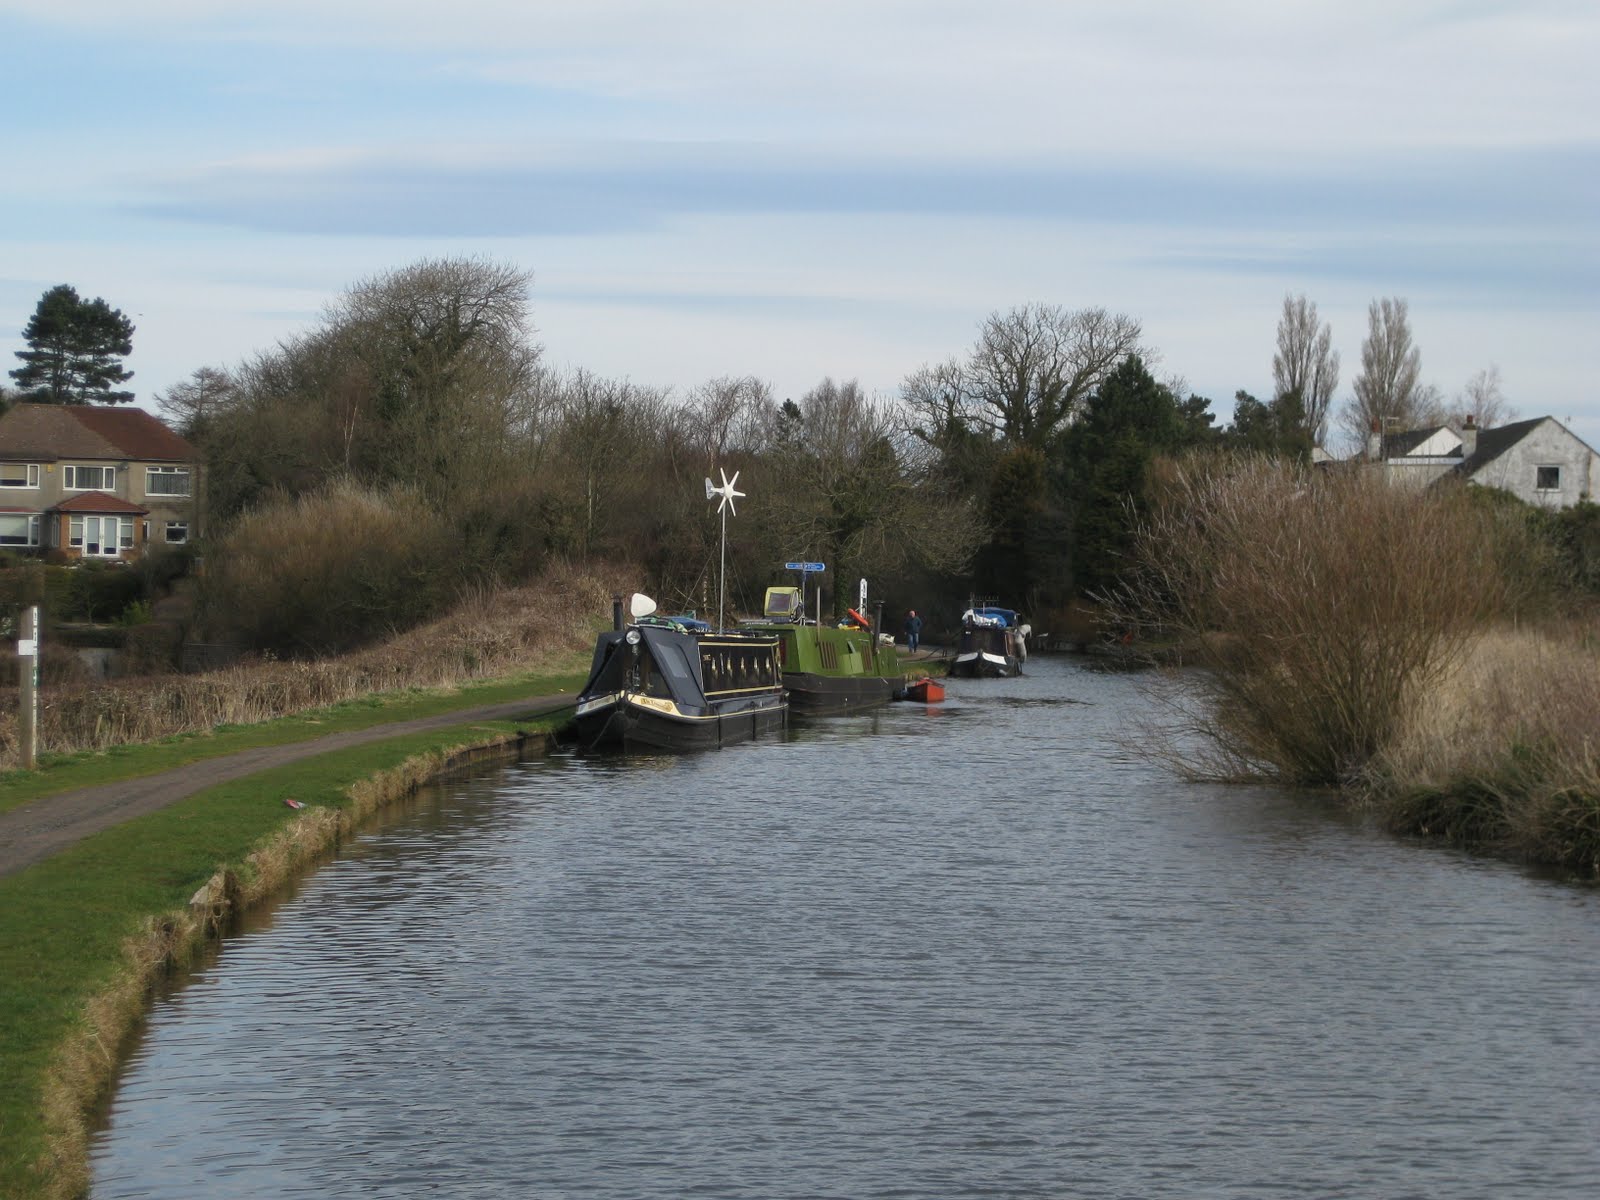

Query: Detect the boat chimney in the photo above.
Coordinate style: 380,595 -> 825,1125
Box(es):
612,594 -> 624,632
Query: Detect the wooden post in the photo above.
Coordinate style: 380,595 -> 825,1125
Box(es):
18,605 -> 39,770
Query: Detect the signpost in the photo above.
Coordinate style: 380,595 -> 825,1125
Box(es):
784,562 -> 825,623
18,605 -> 38,770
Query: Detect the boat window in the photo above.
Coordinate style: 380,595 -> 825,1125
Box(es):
651,638 -> 702,700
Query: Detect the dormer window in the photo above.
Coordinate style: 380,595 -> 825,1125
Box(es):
1,463 -> 41,488
64,464 -> 116,491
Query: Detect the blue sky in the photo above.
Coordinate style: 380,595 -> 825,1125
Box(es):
2,0 -> 1596,446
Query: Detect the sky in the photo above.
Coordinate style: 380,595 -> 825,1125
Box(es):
1,0 -> 1596,448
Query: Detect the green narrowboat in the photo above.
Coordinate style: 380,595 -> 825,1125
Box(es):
745,586 -> 906,714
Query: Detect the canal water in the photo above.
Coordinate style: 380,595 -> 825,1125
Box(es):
90,658 -> 1599,1198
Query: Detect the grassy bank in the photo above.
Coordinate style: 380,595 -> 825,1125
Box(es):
0,680 -> 580,1200
0,561 -> 625,770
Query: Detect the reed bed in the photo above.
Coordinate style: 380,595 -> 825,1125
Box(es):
1371,625 -> 1600,874
0,560 -> 629,771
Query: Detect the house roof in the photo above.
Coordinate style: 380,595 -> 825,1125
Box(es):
53,491 -> 148,515
0,403 -> 195,463
1385,425 -> 1460,458
1455,416 -> 1553,476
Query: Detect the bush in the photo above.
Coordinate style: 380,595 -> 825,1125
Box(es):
198,478 -> 456,657
67,563 -> 142,622
1112,454 -> 1553,786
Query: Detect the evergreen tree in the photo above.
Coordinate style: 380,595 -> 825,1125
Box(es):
1062,355 -> 1183,596
10,284 -> 136,403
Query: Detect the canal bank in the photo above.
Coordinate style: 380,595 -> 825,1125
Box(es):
0,681 -> 580,1200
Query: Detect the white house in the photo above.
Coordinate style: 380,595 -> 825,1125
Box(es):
1368,416 -> 1599,508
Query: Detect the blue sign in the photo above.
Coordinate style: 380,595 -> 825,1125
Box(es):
785,561 -> 826,572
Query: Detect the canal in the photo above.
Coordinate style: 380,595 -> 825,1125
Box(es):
90,658 -> 1600,1198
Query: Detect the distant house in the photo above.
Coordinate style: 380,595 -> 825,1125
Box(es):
1367,416 -> 1599,508
0,403 -> 199,558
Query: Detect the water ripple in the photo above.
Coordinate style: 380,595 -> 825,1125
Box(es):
91,660 -> 1600,1200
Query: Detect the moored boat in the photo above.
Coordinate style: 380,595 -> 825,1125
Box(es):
950,605 -> 1030,678
904,676 -> 945,703
744,585 -> 905,715
572,594 -> 788,752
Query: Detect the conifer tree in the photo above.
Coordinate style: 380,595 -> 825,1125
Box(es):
9,284 -> 136,403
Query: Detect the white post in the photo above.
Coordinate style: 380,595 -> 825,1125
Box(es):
18,605 -> 39,770
718,505 -> 728,631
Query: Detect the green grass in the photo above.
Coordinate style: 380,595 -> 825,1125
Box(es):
0,673 -> 582,1198
0,670 -> 586,816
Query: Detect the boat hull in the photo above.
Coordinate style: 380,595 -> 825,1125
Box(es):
783,670 -> 905,715
904,677 -> 945,703
573,691 -> 787,753
949,650 -> 1022,678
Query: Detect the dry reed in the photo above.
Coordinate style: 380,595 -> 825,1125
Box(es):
0,560 -> 630,771
1371,626 -> 1600,872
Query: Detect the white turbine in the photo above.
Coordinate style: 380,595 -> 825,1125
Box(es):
708,467 -> 745,629
709,468 -> 743,515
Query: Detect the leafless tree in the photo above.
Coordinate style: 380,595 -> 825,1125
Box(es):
903,304 -> 1145,450
1444,364 -> 1518,430
751,378 -> 978,609
1271,293 -> 1339,445
679,375 -> 772,470
1341,297 -> 1442,446
155,365 -> 237,439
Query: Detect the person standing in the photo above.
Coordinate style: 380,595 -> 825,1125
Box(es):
904,609 -> 923,653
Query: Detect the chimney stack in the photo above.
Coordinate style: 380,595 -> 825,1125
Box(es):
1460,414 -> 1478,458
1368,418 -> 1383,462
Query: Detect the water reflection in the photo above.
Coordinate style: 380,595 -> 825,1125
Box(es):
91,659 -> 1600,1199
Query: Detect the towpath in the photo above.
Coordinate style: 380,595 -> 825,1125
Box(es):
0,695 -> 576,882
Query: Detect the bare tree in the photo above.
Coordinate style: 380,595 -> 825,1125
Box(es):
679,375 -> 772,469
903,304 -> 1145,451
155,365 -> 237,439
753,378 -> 978,609
1341,297 -> 1437,445
1444,365 -> 1518,430
1271,293 -> 1339,445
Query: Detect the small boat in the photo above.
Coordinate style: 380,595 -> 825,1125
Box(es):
903,676 -> 945,703
572,594 -> 788,752
743,586 -> 905,715
950,605 -> 1030,678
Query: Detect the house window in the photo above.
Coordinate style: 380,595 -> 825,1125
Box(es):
164,520 -> 189,544
0,514 -> 40,546
64,464 -> 116,491
145,466 -> 192,496
1,463 -> 41,489
68,515 -> 132,557
1536,466 -> 1561,492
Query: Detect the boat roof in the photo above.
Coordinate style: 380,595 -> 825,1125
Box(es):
966,606 -> 1019,627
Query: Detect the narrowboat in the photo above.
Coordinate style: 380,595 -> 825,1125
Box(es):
744,586 -> 905,714
572,594 -> 788,752
950,605 -> 1030,678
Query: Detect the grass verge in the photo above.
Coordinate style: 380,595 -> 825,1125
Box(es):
0,669 -> 585,816
0,689 -> 576,1200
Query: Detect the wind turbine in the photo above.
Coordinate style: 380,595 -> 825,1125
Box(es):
705,468 -> 744,630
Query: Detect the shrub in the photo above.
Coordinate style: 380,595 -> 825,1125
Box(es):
197,478 -> 456,657
65,563 -> 142,623
1111,454 -> 1552,786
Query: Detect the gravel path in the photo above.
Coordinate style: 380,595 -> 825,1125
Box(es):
0,695 -> 576,881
